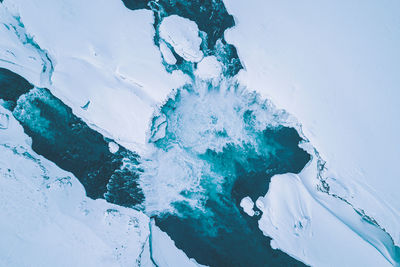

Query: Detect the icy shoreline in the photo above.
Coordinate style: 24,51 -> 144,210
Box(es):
1,0 -> 399,266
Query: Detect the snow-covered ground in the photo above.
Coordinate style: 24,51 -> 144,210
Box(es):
224,0 -> 400,265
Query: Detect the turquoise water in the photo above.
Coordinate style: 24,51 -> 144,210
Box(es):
12,88 -> 143,203
156,128 -> 309,266
0,69 -> 144,204
0,68 -> 33,109
142,82 -> 310,266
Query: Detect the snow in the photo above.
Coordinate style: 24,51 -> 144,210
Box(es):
195,56 -> 222,80
1,0 -> 190,152
0,5 -> 51,88
224,0 -> 400,264
240,196 -> 255,217
159,41 -> 177,65
159,15 -> 204,63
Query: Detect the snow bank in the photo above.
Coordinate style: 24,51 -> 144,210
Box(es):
257,171 -> 391,267
159,15 -> 203,63
224,0 -> 400,261
1,0 -> 190,152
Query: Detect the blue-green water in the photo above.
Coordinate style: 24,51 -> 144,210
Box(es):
141,82 -> 310,266
156,128 -> 310,266
1,1 -> 310,264
12,88 -> 143,203
0,68 -> 33,109
1,70 -> 143,204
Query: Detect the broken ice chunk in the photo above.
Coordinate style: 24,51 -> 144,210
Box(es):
160,41 -> 177,65
240,196 -> 255,216
108,141 -> 119,154
159,15 -> 203,63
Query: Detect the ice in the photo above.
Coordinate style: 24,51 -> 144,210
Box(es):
257,170 -> 391,267
195,56 -> 222,80
159,15 -> 204,63
108,141 -> 119,154
240,196 -> 255,216
159,41 -> 177,65
0,5 -> 52,88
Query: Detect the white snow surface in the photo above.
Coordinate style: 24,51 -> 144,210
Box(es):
0,6 -> 51,87
195,56 -> 222,80
159,15 -> 204,63
1,0 -> 190,152
159,41 -> 177,65
224,0 -> 400,263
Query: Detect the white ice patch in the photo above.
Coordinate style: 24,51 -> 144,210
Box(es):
159,15 -> 204,63
159,41 -> 177,65
240,196 -> 255,216
195,56 -> 222,81
108,141 -> 119,154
